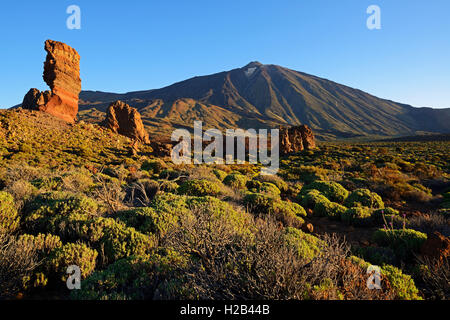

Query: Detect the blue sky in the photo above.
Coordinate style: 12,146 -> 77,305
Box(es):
0,0 -> 449,109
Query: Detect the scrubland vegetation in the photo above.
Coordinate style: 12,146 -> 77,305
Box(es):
0,110 -> 449,300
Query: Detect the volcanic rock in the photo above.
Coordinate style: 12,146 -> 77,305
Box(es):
420,232 -> 450,262
21,40 -> 81,123
280,125 -> 316,154
301,223 -> 314,233
150,141 -> 174,157
104,101 -> 150,144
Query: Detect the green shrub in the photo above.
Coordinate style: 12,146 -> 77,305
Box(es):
372,229 -> 427,260
289,165 -> 328,183
177,179 -> 222,197
301,181 -> 349,203
353,246 -> 396,266
341,207 -> 373,226
223,173 -> 248,190
131,193 -> 193,236
253,174 -> 288,193
141,159 -> 168,174
61,171 -> 94,193
116,195 -> 191,237
344,189 -> 384,209
31,176 -> 63,191
81,217 -> 155,262
284,227 -> 322,261
381,264 -> 422,300
250,182 -> 281,198
244,193 -> 306,228
297,190 -> 329,209
17,233 -> 63,255
286,182 -> 303,199
372,207 -> 400,223
187,196 -> 253,236
17,233 -> 63,290
314,200 -> 347,220
23,192 -> 99,235
0,191 -> 19,233
243,193 -> 275,213
50,242 -> 98,281
71,251 -> 188,300
160,169 -> 187,180
158,180 -> 179,193
212,169 -> 228,181
349,257 -> 422,300
273,201 -> 306,227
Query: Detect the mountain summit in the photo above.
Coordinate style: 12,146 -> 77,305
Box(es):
78,62 -> 450,139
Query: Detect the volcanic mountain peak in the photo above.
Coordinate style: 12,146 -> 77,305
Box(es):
75,62 -> 450,140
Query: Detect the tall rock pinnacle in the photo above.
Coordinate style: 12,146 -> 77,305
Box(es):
22,40 -> 81,123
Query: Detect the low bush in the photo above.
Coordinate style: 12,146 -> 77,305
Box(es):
23,192 -> 99,235
0,233 -> 38,298
71,251 -> 188,300
301,181 -> 349,203
212,169 -> 228,182
372,229 -> 427,260
244,193 -> 306,228
141,159 -> 168,174
17,233 -> 63,255
80,217 -> 155,263
250,182 -> 281,198
284,227 -> 322,261
381,264 -> 422,300
341,207 -> 373,226
353,246 -> 396,266
297,190 -> 329,209
158,179 -> 179,194
177,179 -> 223,197
50,242 -> 98,281
0,191 -> 20,233
253,174 -> 288,193
314,200 -> 347,220
223,173 -> 248,190
344,189 -> 384,209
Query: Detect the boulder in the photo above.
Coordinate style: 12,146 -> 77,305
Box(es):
420,232 -> 450,262
150,141 -> 173,157
22,40 -> 81,123
104,101 -> 150,144
280,125 -> 316,155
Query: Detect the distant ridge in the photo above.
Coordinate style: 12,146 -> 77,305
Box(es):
75,62 -> 449,139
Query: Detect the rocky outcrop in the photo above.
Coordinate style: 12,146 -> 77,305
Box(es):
421,232 -> 450,262
21,40 -> 81,123
150,141 -> 173,157
104,101 -> 150,144
280,125 -> 316,154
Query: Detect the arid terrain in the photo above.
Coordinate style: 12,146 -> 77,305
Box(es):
1,107 -> 449,300
1,39 -> 449,301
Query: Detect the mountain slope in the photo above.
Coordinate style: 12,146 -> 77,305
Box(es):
79,62 -> 450,139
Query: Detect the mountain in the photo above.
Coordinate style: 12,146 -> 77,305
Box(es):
79,61 -> 450,140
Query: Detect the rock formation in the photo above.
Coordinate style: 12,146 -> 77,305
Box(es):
421,232 -> 450,262
21,40 -> 81,123
150,141 -> 174,157
280,125 -> 316,155
104,100 -> 150,144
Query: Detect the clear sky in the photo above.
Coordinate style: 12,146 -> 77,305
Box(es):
0,0 -> 449,109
